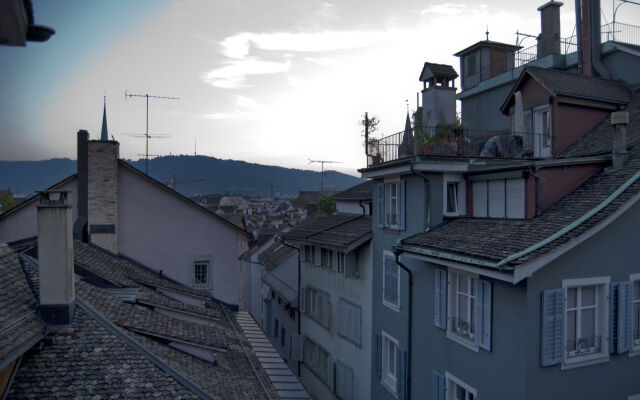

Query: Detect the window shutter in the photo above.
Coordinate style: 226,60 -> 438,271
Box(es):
398,180 -> 406,230
314,247 -> 321,266
339,300 -> 348,338
323,295 -> 331,328
384,255 -> 399,306
488,180 -> 506,218
353,306 -> 361,345
432,370 -> 445,400
336,362 -> 354,400
475,279 -> 492,351
506,178 -> 525,219
396,346 -> 407,400
610,283 -> 619,353
540,288 -> 565,366
377,183 -> 385,228
345,252 -> 358,279
375,333 -> 382,379
618,281 -> 633,353
434,269 -> 447,329
291,334 -> 304,361
472,181 -> 488,217
328,356 -> 335,391
332,250 -> 339,272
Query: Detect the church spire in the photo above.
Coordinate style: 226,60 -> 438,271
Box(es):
100,96 -> 109,141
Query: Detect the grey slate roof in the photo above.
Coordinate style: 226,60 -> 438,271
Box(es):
283,214 -> 372,250
502,67 -> 630,113
330,180 -> 374,201
402,90 -> 640,267
0,245 -> 46,370
258,242 -> 297,272
419,62 -> 458,82
259,242 -> 299,304
2,241 -> 280,399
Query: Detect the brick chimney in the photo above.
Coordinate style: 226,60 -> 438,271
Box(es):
537,1 -> 563,58
37,190 -> 75,325
87,140 -> 119,253
576,0 -> 610,78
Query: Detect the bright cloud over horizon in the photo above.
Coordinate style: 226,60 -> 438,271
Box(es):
2,0 -> 639,178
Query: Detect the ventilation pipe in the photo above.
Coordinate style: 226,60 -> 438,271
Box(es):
575,0 -> 610,78
611,110 -> 629,169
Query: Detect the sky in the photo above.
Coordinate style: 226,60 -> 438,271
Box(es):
1,0 -> 639,177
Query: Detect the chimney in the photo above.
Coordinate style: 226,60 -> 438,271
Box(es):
537,1 -> 563,58
576,0 -> 610,78
37,190 -> 75,325
73,130 -> 88,242
611,111 -> 629,169
419,62 -> 458,128
87,139 -> 119,253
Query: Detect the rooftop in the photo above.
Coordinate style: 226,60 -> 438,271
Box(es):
283,213 -> 372,251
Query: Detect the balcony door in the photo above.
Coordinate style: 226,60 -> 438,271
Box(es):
533,107 -> 552,158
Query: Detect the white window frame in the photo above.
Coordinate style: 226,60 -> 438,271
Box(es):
533,105 -> 552,158
384,180 -> 400,229
630,273 -> 640,353
443,173 -> 465,217
336,251 -> 345,274
193,261 -> 210,288
445,372 -> 477,400
382,250 -> 400,312
446,269 -> 479,351
561,276 -> 610,369
381,331 -> 398,395
320,247 -> 333,268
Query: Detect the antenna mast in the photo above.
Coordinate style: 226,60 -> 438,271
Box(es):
125,91 -> 179,174
308,159 -> 342,194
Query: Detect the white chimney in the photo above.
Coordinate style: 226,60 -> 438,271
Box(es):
37,190 -> 75,325
88,140 -> 119,253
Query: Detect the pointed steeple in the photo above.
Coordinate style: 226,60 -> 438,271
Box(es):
100,96 -> 109,141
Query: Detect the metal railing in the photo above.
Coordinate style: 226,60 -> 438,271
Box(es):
367,126 -> 552,166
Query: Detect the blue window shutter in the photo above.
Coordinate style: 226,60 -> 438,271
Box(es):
300,287 -> 306,314
377,183 -> 385,228
609,283 -> 619,354
475,279 -> 492,351
618,281 -> 633,353
328,356 -> 335,391
384,254 -> 399,306
540,288 -> 565,366
432,370 -> 445,400
396,346 -> 407,399
375,333 -> 382,379
435,269 -> 447,329
398,180 -> 406,230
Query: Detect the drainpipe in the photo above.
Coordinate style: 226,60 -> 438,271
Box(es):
278,236 -> 302,376
393,248 -> 413,400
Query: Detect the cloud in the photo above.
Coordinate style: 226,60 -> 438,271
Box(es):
202,95 -> 262,120
203,57 -> 291,88
304,56 -> 342,66
420,3 -> 473,16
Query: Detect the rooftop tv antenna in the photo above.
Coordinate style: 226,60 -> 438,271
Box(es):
308,159 -> 342,194
125,90 -> 179,174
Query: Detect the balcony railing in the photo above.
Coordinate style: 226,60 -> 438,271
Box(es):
366,126 -> 552,167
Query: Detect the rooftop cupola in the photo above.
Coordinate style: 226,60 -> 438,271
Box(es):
454,41 -> 521,91
419,62 -> 458,128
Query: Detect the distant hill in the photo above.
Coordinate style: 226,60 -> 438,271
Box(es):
0,155 -> 363,198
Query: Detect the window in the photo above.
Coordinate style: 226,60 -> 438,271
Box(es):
533,106 -> 552,158
274,318 -> 279,337
381,332 -> 398,392
541,277 -> 610,368
336,251 -> 345,274
335,361 -> 354,400
339,300 -> 361,346
632,275 -> 640,349
281,327 -> 286,346
466,53 -> 477,76
304,286 -> 331,329
446,182 -> 459,214
304,245 -> 314,263
472,178 -> 524,219
382,252 -> 400,311
448,270 -> 477,342
193,261 -> 209,288
377,181 -> 405,230
445,372 -> 477,400
321,248 -> 333,268
304,337 -> 332,383
436,269 -> 492,351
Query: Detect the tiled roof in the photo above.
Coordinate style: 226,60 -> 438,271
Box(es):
3,241 -> 281,399
526,67 -> 630,104
258,242 -> 297,272
283,214 -> 372,249
331,180 -> 374,201
0,245 -> 46,369
419,62 -> 458,82
7,307 -> 200,400
402,92 -> 640,267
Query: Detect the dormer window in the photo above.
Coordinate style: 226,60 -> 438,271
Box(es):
444,174 -> 465,217
446,182 -> 459,214
533,106 -> 552,157
472,178 -> 524,219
